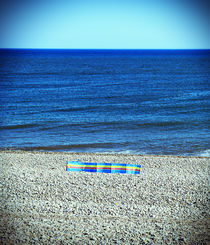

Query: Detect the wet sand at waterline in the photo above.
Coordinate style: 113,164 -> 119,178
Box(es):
0,151 -> 209,244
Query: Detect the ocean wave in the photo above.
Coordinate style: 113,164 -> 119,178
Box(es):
0,123 -> 40,130
56,106 -> 99,112
135,121 -> 186,127
9,142 -> 119,151
38,119 -> 201,132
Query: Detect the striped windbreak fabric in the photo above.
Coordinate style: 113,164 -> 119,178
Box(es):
66,161 -> 141,174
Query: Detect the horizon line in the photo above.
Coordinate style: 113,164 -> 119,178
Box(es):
0,48 -> 210,50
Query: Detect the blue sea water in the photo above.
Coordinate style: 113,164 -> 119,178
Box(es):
0,49 -> 209,156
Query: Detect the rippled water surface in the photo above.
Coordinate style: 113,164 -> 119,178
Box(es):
0,49 -> 209,156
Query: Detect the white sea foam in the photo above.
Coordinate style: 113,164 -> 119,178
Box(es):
198,149 -> 210,157
99,150 -> 146,155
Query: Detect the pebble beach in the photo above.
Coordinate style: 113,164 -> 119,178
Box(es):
0,151 -> 209,244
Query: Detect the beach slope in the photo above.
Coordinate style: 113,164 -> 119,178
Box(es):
0,151 -> 209,244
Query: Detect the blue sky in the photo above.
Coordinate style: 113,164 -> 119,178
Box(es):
0,0 -> 209,49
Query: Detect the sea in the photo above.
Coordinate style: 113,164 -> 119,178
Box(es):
0,49 -> 209,156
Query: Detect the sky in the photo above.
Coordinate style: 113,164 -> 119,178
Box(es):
0,0 -> 209,49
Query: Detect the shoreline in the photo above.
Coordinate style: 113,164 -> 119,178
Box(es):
0,149 -> 209,158
0,151 -> 209,244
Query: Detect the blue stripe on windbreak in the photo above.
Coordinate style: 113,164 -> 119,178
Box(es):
96,163 -> 112,167
66,168 -> 82,172
96,163 -> 127,167
66,168 -> 97,172
125,170 -> 140,174
126,164 -> 141,168
97,169 -> 111,173
68,161 -> 80,164
111,169 -> 126,173
66,168 -> 140,174
66,161 -> 140,168
67,162 -> 97,166
81,169 -> 97,172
